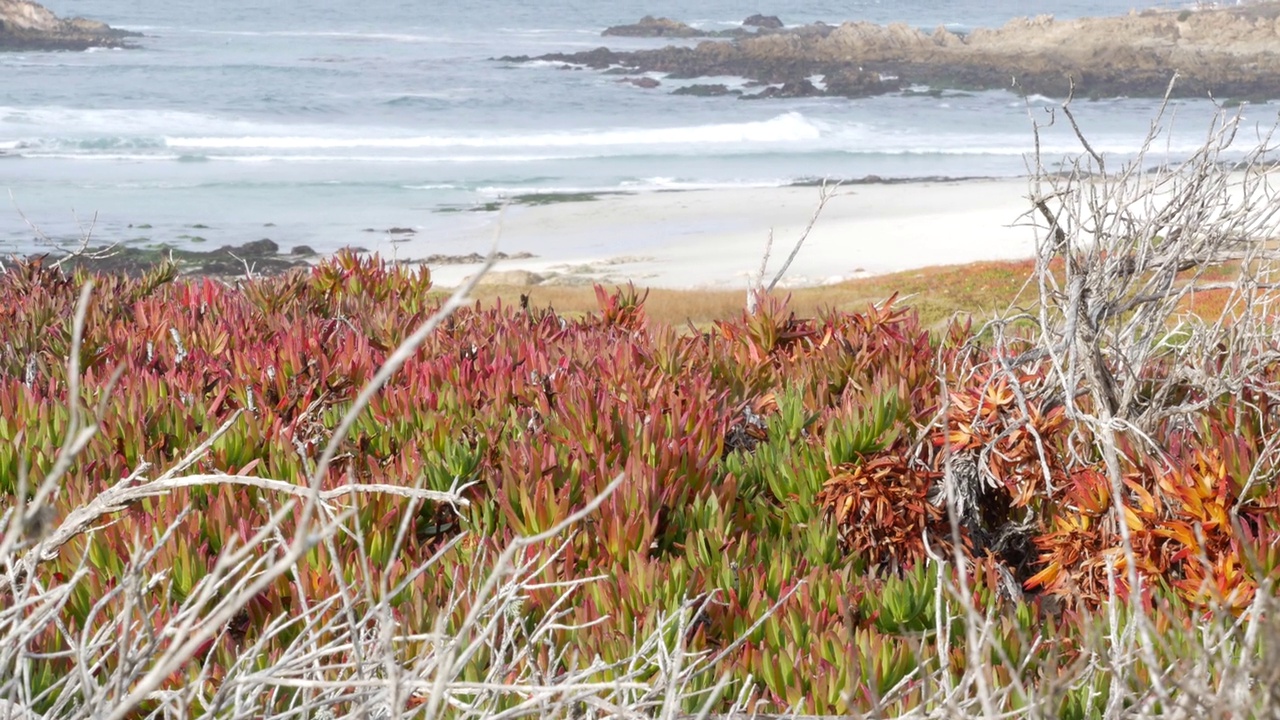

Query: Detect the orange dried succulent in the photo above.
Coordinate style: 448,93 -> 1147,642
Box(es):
819,452 -> 942,570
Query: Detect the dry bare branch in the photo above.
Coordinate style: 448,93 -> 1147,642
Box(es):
7,191 -> 120,269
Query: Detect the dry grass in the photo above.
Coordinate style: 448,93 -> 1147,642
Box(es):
449,258 -> 1039,330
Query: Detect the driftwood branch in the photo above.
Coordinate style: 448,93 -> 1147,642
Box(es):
21,470 -> 472,569
7,189 -> 120,269
747,179 -> 842,312
766,179 -> 840,293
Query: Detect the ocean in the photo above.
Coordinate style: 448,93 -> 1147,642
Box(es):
0,0 -> 1267,261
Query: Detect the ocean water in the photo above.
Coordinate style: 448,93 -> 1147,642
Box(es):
0,0 -> 1270,260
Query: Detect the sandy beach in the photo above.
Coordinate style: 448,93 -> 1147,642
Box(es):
380,177 -> 1045,291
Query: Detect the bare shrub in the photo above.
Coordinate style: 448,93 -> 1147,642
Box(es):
1025,84 -> 1280,434
5,190 -> 120,271
919,79 -> 1280,718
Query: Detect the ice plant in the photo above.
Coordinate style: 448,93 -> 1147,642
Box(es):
2,251 -> 1279,717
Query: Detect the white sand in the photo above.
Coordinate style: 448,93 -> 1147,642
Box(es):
381,178 -> 1044,290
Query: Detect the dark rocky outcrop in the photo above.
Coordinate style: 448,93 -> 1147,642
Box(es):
601,13 -> 790,39
0,0 -> 138,51
39,238 -> 306,279
519,6 -> 1280,100
823,67 -> 901,97
619,76 -> 661,88
672,83 -> 739,97
741,78 -> 822,99
504,46 -> 621,69
743,14 -> 784,30
603,15 -> 706,38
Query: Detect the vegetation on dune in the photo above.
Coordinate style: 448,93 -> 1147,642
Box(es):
3,97 -> 1280,719
2,244 -> 1279,718
461,258 -> 1039,330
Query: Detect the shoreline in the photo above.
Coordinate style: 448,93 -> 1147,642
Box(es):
14,176 -> 1046,289
391,177 -> 1042,290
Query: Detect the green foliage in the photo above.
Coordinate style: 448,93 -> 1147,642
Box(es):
866,561 -> 936,635
824,389 -> 904,465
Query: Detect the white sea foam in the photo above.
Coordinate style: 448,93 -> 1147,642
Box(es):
621,177 -> 792,191
477,177 -> 791,195
0,105 -> 269,137
2,106 -> 1220,167
21,153 -> 186,161
686,19 -> 745,28
1017,94 -> 1061,106
164,112 -> 825,151
15,152 -> 565,164
205,154 -> 563,163
475,184 -> 612,196
514,59 -> 589,70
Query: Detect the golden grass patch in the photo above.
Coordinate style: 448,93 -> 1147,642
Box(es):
448,258 -> 1040,329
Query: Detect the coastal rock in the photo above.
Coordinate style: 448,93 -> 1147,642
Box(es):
600,14 -> 784,40
524,5 -> 1280,100
619,76 -> 661,88
743,14 -> 784,30
0,0 -> 138,51
672,83 -> 738,96
824,67 -> 900,97
228,238 -> 280,256
44,238 -> 304,279
500,46 -> 622,70
603,15 -> 704,38
741,78 -> 822,99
